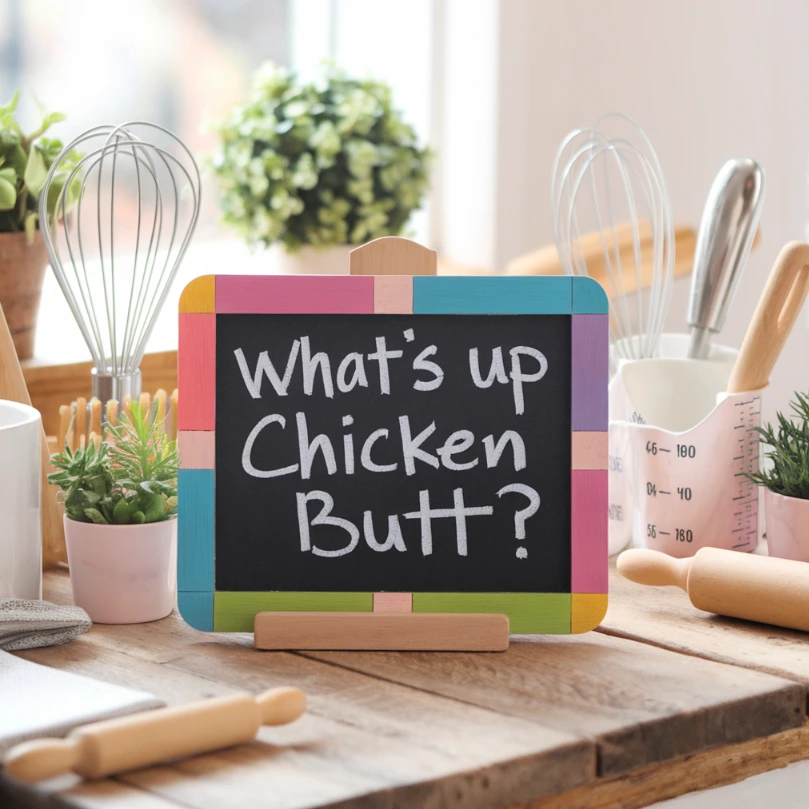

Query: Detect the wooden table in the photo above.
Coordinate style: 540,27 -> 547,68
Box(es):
4,562 -> 809,809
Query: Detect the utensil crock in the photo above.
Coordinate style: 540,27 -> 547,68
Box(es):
0,399 -> 42,599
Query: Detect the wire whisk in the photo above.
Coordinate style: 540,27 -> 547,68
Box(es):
551,114 -> 674,360
40,121 -> 201,406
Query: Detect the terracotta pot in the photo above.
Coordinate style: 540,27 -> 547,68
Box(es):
64,516 -> 177,624
276,245 -> 354,275
764,488 -> 809,563
0,230 -> 49,360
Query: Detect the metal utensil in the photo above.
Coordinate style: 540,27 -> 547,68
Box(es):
551,113 -> 675,361
686,158 -> 765,359
39,122 -> 201,408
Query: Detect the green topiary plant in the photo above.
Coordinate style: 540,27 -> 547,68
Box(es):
211,63 -> 432,251
0,91 -> 81,240
747,392 -> 809,499
48,402 -> 179,525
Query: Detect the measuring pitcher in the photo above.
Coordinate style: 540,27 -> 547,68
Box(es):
609,334 -> 761,557
609,241 -> 809,558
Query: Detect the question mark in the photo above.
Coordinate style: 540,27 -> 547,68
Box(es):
497,484 -> 540,558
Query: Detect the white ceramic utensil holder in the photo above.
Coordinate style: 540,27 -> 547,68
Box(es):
0,400 -> 42,599
609,334 -> 760,558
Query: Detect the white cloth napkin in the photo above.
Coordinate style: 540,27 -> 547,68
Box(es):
0,599 -> 91,651
0,651 -> 163,754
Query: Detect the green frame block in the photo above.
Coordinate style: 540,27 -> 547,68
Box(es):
214,591 -> 373,632
412,593 -> 571,634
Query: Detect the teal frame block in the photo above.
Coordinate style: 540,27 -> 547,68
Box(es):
178,468 -> 214,631
413,276 -> 573,314
178,591 -> 214,632
571,276 -> 608,314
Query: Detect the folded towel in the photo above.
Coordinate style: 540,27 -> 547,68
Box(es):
0,599 -> 91,651
0,651 -> 163,754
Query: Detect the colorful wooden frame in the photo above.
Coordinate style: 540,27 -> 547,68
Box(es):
178,275 -> 608,635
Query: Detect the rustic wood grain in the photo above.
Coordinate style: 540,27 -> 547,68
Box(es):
12,571 -> 593,809
601,557 -> 809,687
307,631 -> 805,777
9,568 -> 809,809
519,722 -> 809,809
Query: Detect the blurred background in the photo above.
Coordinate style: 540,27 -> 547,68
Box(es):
3,0 -> 809,418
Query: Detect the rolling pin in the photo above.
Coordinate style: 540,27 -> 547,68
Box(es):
618,547 -> 809,632
3,686 -> 305,784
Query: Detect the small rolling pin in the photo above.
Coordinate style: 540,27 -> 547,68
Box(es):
3,686 -> 305,784
618,547 -> 809,632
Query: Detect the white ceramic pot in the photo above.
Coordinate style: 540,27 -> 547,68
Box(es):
0,400 -> 41,599
276,245 -> 354,275
64,516 -> 177,624
764,489 -> 809,563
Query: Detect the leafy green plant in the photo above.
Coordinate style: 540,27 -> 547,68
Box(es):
0,91 -> 82,240
747,392 -> 809,499
48,402 -> 179,525
211,63 -> 432,251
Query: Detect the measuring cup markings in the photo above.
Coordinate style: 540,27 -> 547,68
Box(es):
612,391 -> 762,558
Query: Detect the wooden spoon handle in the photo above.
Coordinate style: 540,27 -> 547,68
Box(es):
727,241 -> 809,393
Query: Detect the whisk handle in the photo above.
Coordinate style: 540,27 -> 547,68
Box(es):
727,241 -> 809,392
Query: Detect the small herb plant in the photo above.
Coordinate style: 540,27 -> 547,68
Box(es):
747,392 -> 809,500
49,402 -> 179,525
0,91 -> 81,240
211,63 -> 432,251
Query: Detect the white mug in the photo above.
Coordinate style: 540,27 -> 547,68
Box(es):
0,400 -> 42,599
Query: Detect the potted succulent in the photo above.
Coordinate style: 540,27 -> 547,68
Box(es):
748,392 -> 809,562
48,403 -> 179,624
0,92 -> 79,359
211,63 -> 432,274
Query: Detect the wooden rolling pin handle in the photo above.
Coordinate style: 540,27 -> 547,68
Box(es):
3,687 -> 306,784
258,686 -> 306,725
616,549 -> 693,592
2,737 -> 83,784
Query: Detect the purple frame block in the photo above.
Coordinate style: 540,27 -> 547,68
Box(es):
572,314 -> 608,432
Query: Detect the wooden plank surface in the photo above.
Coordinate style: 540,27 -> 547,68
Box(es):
6,568 -> 809,809
600,555 -> 809,687
9,571 -> 593,809
307,632 -> 805,777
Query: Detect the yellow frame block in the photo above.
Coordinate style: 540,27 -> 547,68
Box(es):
180,275 -> 216,313
571,593 -> 608,633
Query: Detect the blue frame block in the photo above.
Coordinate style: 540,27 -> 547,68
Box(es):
178,591 -> 214,632
413,276 -> 573,314
572,276 -> 608,314
178,469 -> 214,591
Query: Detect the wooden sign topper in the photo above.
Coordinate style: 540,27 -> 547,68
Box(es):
177,243 -> 608,646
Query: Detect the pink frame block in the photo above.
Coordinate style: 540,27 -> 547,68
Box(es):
572,432 -> 608,470
178,313 -> 215,431
373,593 -> 413,613
216,275 -> 374,314
179,431 -> 215,470
374,276 -> 413,314
571,470 -> 608,593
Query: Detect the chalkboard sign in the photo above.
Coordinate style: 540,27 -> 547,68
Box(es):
177,273 -> 608,635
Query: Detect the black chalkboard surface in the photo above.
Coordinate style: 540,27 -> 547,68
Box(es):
215,313 -> 571,593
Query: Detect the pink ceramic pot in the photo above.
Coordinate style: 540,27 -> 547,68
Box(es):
64,516 -> 177,624
764,489 -> 809,563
